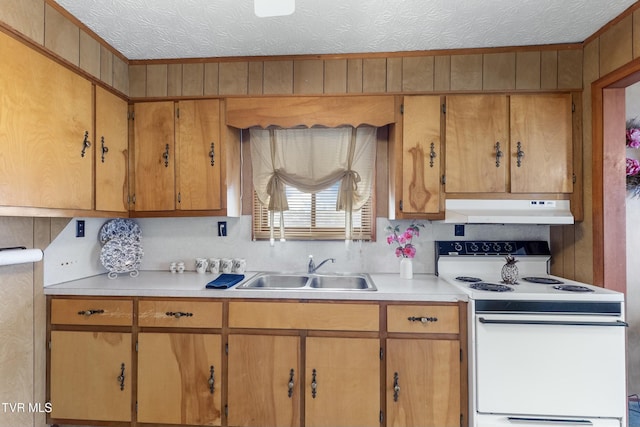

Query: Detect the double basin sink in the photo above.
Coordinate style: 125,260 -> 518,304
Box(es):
237,272 -> 377,291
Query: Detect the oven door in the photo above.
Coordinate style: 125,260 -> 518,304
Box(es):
475,313 -> 626,418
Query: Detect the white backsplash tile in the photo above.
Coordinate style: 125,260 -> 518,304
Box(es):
44,215 -> 550,284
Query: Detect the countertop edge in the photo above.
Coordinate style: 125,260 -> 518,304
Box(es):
43,271 -> 469,302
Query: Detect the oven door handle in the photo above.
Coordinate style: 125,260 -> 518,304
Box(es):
507,417 -> 593,425
478,317 -> 628,327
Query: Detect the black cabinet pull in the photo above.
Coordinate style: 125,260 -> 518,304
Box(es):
408,316 -> 438,323
165,311 -> 193,318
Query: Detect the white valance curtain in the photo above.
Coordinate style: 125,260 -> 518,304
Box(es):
250,126 -> 377,241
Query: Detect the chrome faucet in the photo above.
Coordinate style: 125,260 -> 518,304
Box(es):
308,255 -> 335,274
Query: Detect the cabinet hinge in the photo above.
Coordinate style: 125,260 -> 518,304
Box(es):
177,192 -> 181,204
136,341 -> 139,352
136,402 -> 138,413
176,108 -> 180,119
460,413 -> 463,427
225,342 -> 229,355
128,111 -> 135,120
132,194 -> 136,204
48,340 -> 51,350
442,103 -> 446,114
400,104 -> 404,114
573,173 -> 577,184
441,175 -> 446,185
225,405 -> 228,417
399,200 -> 403,211
379,348 -> 384,360
571,102 -> 576,113
460,348 -> 463,362
380,411 -> 384,424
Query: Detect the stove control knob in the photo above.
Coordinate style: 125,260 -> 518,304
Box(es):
454,243 -> 463,252
492,243 -> 501,252
504,243 -> 513,252
482,243 -> 490,252
470,243 -> 479,252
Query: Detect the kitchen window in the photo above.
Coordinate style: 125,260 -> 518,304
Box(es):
250,126 -> 376,242
252,183 -> 374,240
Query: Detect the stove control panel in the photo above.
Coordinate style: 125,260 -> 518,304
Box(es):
436,240 -> 551,256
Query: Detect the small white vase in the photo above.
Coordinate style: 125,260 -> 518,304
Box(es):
400,258 -> 413,279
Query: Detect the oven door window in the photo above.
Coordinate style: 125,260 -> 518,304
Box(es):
475,314 -> 626,418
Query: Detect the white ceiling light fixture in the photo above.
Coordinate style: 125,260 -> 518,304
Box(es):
254,0 -> 295,17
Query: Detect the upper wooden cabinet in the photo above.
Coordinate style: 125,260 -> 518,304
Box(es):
394,95 -> 443,218
132,101 -> 176,211
445,95 -> 509,193
509,94 -> 573,193
0,31 -> 93,210
95,87 -> 129,213
132,99 -> 232,215
176,99 -> 223,211
445,94 -> 573,194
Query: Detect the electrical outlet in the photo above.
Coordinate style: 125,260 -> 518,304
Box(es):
218,221 -> 227,237
76,220 -> 85,238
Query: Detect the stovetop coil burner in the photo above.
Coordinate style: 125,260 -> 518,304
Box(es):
553,284 -> 594,293
470,282 -> 514,292
523,277 -> 564,285
456,276 -> 482,283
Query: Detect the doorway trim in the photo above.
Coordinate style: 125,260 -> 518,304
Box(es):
593,56 -> 640,292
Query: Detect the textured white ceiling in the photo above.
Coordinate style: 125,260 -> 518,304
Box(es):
53,0 -> 637,60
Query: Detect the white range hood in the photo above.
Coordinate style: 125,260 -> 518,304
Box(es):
444,199 -> 574,225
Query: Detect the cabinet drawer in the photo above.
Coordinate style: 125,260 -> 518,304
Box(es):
229,301 -> 379,331
50,298 -> 133,326
138,300 -> 222,328
387,304 -> 459,334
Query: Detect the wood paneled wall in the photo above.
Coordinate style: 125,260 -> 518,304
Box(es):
128,48 -> 583,99
0,217 -> 68,427
0,0 -> 128,96
551,4 -> 640,284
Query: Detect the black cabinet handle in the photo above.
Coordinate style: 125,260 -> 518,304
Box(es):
408,316 -> 438,323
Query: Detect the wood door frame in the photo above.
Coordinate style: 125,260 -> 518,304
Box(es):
592,56 -> 640,292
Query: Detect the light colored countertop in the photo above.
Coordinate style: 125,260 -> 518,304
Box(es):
44,271 -> 467,302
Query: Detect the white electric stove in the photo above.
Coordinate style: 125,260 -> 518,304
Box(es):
436,241 -> 627,427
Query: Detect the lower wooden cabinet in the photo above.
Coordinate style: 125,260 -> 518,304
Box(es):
137,332 -> 222,425
305,337 -> 380,427
227,334 -> 301,427
49,331 -> 132,422
47,297 -> 466,427
386,338 -> 461,427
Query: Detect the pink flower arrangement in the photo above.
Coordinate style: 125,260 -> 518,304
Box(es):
627,158 -> 640,176
386,223 -> 424,259
627,120 -> 640,197
627,128 -> 640,148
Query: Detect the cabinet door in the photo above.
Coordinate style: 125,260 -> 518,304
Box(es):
49,331 -> 131,422
445,95 -> 509,193
137,332 -> 222,425
401,96 -> 441,214
176,99 -> 223,210
133,101 -> 175,211
305,337 -> 380,427
510,94 -> 573,193
0,31 -> 93,209
95,87 -> 128,212
386,338 -> 460,427
227,334 -> 301,427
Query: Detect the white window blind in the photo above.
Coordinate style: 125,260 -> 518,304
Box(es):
252,183 -> 374,240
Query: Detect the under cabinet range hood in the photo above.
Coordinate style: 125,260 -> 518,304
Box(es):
444,199 -> 574,225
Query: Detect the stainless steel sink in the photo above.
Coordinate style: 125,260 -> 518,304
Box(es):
237,273 -> 310,289
237,272 -> 376,291
309,274 -> 373,290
